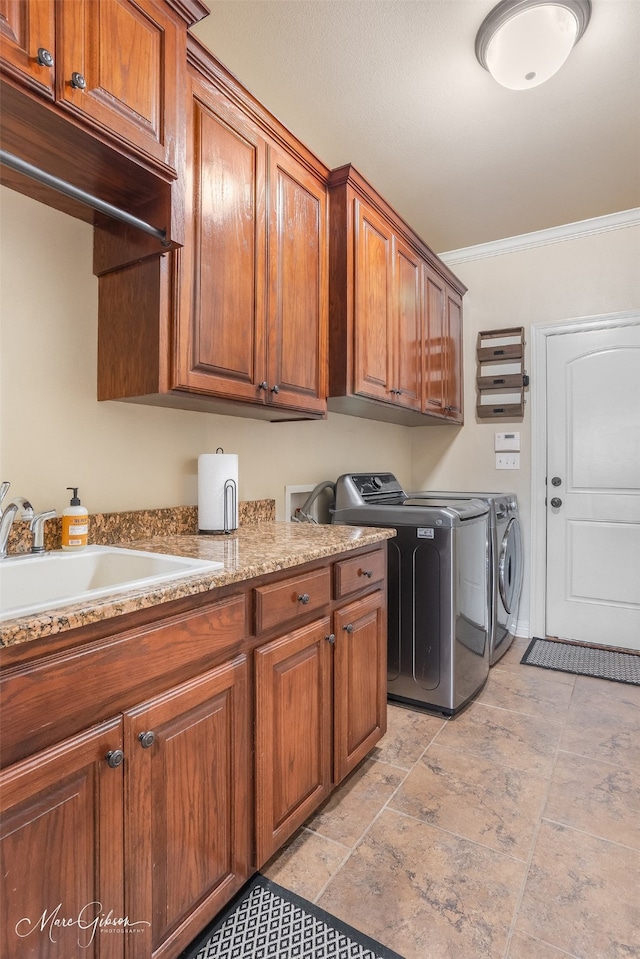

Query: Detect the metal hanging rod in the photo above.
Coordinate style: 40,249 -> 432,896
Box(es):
0,149 -> 170,246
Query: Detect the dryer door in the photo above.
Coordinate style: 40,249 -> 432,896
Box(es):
498,517 -> 523,614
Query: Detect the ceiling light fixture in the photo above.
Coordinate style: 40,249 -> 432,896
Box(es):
475,0 -> 591,90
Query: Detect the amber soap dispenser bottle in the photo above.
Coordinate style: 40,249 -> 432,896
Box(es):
61,487 -> 89,551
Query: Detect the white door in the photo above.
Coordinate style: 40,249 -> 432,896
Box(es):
546,322 -> 640,649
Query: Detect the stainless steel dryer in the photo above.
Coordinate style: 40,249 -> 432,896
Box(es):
332,473 -> 491,715
409,490 -> 523,664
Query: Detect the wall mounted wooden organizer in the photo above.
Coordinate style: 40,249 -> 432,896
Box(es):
476,327 -> 527,419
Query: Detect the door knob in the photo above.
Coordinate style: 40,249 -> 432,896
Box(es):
551,477 -> 562,487
550,497 -> 562,508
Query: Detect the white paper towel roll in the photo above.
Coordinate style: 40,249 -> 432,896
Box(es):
198,452 -> 239,532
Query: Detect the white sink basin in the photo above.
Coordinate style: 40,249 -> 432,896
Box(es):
0,546 -> 223,621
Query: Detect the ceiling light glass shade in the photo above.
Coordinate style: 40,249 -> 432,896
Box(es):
476,0 -> 591,90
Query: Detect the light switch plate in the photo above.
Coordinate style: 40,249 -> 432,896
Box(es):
496,453 -> 520,470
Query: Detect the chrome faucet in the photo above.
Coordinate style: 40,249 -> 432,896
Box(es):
0,482 -> 54,557
1,482 -> 33,556
0,503 -> 20,557
30,509 -> 57,553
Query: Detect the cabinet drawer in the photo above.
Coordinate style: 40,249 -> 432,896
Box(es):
254,568 -> 331,633
334,548 -> 386,599
0,594 -> 247,768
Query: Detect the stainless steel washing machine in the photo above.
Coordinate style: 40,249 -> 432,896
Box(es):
332,473 -> 491,715
409,490 -> 523,664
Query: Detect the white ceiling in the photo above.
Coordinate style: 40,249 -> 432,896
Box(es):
192,0 -> 640,253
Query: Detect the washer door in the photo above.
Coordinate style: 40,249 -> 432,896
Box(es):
498,517 -> 523,614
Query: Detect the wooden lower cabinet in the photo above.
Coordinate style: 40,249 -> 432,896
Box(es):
255,579 -> 388,865
0,717 -> 125,959
254,617 -> 333,866
0,659 -> 249,959
0,546 -> 388,958
333,590 -> 387,783
124,656 -> 250,959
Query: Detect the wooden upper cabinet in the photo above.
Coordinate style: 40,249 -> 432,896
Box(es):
352,205 -> 421,409
393,235 -> 423,411
0,0 -> 207,174
0,0 -> 55,97
169,42 -> 329,419
56,0 -> 179,172
174,74 -> 268,401
354,199 -> 394,402
328,163 -> 465,426
424,263 -> 464,422
267,143 -> 328,414
445,286 -> 463,420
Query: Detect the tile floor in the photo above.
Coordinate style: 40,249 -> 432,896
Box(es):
262,637 -> 640,959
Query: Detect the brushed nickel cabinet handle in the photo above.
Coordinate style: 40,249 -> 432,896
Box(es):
105,749 -> 124,768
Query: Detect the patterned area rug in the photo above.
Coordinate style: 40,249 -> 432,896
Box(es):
521,637 -> 640,685
179,875 -> 405,959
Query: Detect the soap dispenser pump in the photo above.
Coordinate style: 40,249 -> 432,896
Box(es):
61,488 -> 89,551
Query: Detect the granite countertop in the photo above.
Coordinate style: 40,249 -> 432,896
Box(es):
0,522 -> 396,647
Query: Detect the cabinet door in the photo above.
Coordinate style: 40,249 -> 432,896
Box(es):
0,0 -> 55,97
0,717 -> 125,959
354,199 -> 394,402
124,657 -> 250,959
423,264 -> 448,416
333,590 -> 387,783
267,144 -> 328,414
444,286 -> 464,421
56,0 -> 179,169
174,70 -> 268,403
424,265 -> 464,422
255,617 -> 332,866
393,236 -> 422,411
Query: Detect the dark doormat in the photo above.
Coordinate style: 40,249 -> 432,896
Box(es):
179,874 -> 406,959
521,637 -> 640,685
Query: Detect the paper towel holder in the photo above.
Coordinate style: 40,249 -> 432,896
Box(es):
198,448 -> 239,535
223,477 -> 237,534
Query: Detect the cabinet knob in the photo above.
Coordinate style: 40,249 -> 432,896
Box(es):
138,730 -> 155,749
105,749 -> 124,769
297,593 -> 310,605
360,569 -> 373,578
343,623 -> 354,633
271,384 -> 280,394
37,48 -> 54,68
258,381 -> 268,391
550,497 -> 563,508
325,633 -> 336,644
70,72 -> 87,90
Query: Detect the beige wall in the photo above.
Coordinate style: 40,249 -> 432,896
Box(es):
411,221 -> 640,631
0,188 -> 411,521
2,186 -> 638,634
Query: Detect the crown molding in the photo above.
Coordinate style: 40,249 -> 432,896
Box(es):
439,208 -> 640,265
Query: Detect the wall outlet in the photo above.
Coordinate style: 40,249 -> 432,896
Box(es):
496,452 -> 520,470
